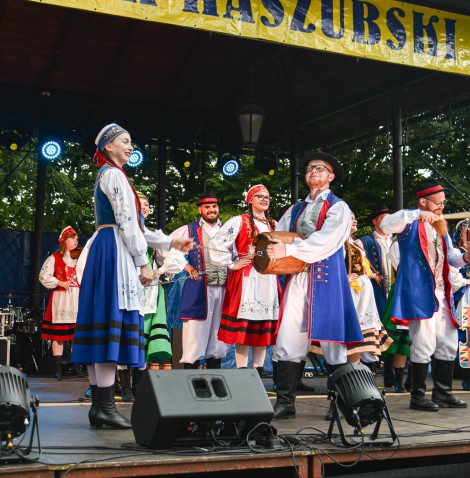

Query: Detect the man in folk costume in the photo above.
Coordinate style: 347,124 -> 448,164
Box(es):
381,178 -> 469,411
267,152 -> 363,420
356,205 -> 394,318
356,205 -> 396,386
169,192 -> 229,369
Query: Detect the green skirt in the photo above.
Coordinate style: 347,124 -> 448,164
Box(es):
144,284 -> 172,363
381,283 -> 412,358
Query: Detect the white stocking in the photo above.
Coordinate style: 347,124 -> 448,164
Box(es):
235,344 -> 249,368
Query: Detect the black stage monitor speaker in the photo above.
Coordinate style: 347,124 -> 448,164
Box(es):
131,369 -> 274,449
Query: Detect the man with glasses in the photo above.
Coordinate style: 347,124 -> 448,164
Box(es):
381,178 -> 470,412
267,152 -> 363,420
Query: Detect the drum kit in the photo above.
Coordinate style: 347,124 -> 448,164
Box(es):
0,294 -> 42,373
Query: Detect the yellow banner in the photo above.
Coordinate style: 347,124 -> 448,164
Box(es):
28,0 -> 470,76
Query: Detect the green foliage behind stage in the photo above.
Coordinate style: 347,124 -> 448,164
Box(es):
0,102 -> 469,235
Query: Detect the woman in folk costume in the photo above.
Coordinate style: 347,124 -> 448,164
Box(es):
137,191 -> 173,366
72,123 -> 192,429
345,213 -> 392,363
452,219 -> 470,390
380,239 -> 412,392
39,226 -> 80,380
209,185 -> 280,372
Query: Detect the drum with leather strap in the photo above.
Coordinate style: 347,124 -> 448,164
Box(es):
252,231 -> 307,275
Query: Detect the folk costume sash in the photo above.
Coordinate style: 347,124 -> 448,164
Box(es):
391,216 -> 459,328
283,192 -> 362,344
179,221 -> 208,321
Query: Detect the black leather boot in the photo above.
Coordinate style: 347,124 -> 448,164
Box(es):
409,362 -> 439,411
394,367 -> 406,393
206,357 -> 221,369
132,369 -> 145,396
325,364 -> 346,420
272,361 -> 277,391
382,354 -> 394,387
118,369 -> 134,402
53,356 -> 62,380
431,359 -> 467,408
297,360 -> 315,392
88,384 -> 102,428
94,385 -> 132,429
272,361 -> 299,420
183,360 -> 200,369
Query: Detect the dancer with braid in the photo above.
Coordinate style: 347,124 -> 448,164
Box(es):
209,185 -> 279,373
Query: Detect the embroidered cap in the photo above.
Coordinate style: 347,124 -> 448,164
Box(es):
95,123 -> 129,151
245,184 -> 269,204
58,226 -> 77,243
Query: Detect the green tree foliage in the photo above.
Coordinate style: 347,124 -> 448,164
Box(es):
0,102 -> 468,235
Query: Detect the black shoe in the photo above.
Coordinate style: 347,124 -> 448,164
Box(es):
273,402 -> 296,419
206,358 -> 222,369
88,385 -> 102,428
256,367 -> 273,379
95,385 -> 132,429
272,361 -> 299,420
394,368 -> 406,393
432,390 -> 467,408
431,359 -> 467,409
410,395 -> 439,411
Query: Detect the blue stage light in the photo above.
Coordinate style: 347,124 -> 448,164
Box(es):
128,150 -> 144,168
41,141 -> 62,160
222,159 -> 240,177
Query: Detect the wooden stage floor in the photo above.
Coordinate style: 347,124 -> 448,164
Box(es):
1,373 -> 470,477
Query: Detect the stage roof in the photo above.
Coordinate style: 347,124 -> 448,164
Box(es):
0,0 -> 469,152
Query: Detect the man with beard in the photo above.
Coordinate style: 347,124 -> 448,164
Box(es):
168,192 -> 228,369
266,152 -> 363,420
381,179 -> 470,411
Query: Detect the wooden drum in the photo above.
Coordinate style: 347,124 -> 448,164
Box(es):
252,231 -> 307,275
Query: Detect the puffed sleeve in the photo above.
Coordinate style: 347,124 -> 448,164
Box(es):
39,255 -> 59,289
100,168 -> 148,267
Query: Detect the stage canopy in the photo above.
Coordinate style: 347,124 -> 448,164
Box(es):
0,0 -> 469,152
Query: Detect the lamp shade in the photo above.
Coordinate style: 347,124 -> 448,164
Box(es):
238,102 -> 265,145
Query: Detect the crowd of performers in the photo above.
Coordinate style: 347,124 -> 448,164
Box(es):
38,123 -> 470,430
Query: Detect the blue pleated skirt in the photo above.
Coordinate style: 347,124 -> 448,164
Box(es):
71,228 -> 145,367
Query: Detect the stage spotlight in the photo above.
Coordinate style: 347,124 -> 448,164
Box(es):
0,366 -> 32,447
128,150 -> 144,168
221,158 -> 240,177
327,363 -> 397,447
41,140 -> 62,160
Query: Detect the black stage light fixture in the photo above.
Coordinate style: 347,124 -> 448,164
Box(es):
327,363 -> 398,447
0,365 -> 39,454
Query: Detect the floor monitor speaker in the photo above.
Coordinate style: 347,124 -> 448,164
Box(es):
131,369 -> 273,449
